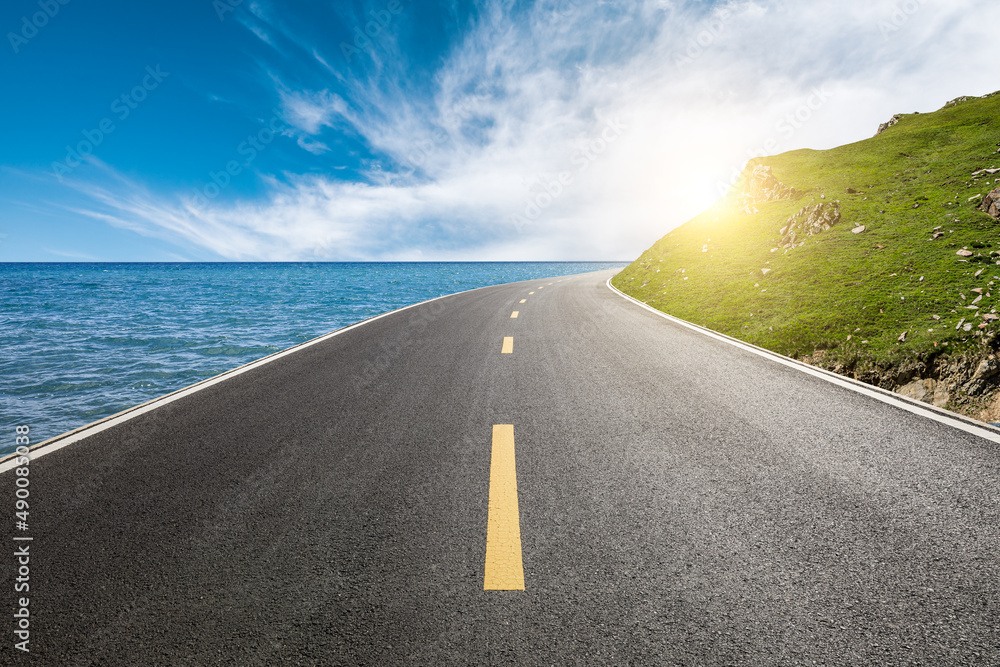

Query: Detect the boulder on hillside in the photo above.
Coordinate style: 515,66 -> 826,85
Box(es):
981,187 -> 1000,218
778,202 -> 841,249
876,114 -> 904,135
737,165 -> 796,215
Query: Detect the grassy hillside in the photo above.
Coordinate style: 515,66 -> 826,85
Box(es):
613,92 -> 1000,417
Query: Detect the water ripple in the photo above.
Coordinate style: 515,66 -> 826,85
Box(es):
0,262 -> 623,454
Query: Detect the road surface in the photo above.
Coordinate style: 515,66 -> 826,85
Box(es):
3,269 -> 1000,665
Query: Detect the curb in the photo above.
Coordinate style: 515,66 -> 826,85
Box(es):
606,276 -> 1000,446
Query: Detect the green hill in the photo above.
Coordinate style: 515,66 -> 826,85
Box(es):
612,91 -> 1000,421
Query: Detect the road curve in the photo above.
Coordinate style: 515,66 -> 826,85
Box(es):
3,269 -> 1000,666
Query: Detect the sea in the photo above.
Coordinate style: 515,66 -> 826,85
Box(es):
0,262 -> 625,456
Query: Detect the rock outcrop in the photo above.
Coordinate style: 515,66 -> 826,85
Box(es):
801,351 -> 1000,415
965,356 -> 1000,395
876,113 -> 904,135
944,96 -> 973,109
898,378 -> 950,408
736,165 -> 796,215
778,202 -> 841,249
874,353 -> 1000,415
981,187 -> 1000,218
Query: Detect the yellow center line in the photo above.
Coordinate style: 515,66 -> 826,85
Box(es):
528,291 -> 535,295
484,424 -> 524,591
501,337 -> 513,354
519,299 -> 526,304
510,311 -> 519,319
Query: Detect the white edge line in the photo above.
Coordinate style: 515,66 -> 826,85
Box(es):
606,276 -> 1000,446
0,280 -> 511,474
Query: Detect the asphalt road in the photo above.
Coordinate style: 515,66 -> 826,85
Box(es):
3,269 -> 1000,666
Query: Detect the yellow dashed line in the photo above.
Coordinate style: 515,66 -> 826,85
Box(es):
501,337 -> 513,354
519,299 -> 526,304
511,311 -> 519,319
484,424 -> 524,591
528,291 -> 535,295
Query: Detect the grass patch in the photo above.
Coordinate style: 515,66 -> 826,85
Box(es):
613,93 -> 1000,381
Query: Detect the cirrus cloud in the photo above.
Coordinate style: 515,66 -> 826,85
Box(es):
68,0 -> 1000,261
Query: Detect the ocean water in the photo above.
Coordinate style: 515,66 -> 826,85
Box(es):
0,262 -> 624,455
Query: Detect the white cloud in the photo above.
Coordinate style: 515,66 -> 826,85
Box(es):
74,0 -> 1000,260
296,136 -> 331,154
281,89 -> 349,135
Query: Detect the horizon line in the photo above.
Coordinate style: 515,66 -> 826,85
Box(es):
0,260 -> 632,265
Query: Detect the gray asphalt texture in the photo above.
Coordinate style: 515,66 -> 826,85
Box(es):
3,269 -> 1000,666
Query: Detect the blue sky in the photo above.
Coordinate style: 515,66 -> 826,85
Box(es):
1,0 -> 998,261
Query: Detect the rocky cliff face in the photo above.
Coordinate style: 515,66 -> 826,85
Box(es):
736,164 -> 796,215
778,202 -> 841,249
